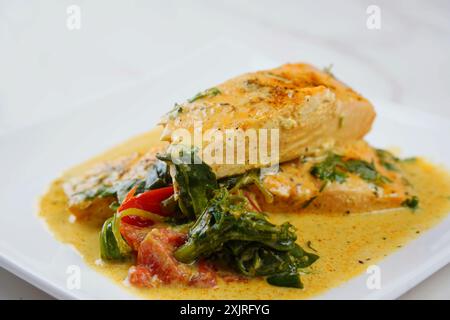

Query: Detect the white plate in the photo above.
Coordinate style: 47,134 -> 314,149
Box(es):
1,40 -> 450,300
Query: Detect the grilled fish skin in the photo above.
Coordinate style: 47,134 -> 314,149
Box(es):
159,63 -> 376,178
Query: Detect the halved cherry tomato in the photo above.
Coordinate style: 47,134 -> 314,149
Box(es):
118,186 -> 174,215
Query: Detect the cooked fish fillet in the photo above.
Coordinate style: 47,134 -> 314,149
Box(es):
159,63 -> 376,178
253,141 -> 412,214
63,148 -> 162,221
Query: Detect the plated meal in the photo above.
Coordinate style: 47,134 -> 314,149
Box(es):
39,63 -> 450,299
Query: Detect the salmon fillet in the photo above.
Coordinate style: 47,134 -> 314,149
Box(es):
253,141 -> 412,214
159,63 -> 376,178
63,148 -> 163,221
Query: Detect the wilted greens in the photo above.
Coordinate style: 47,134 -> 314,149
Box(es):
174,188 -> 317,288
231,243 -> 318,288
219,169 -> 273,203
157,146 -> 218,219
311,153 -> 390,186
174,188 -> 297,263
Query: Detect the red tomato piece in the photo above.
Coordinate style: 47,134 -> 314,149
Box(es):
128,228 -> 216,288
121,215 -> 154,228
189,260 -> 217,288
119,222 -> 153,251
131,228 -> 189,285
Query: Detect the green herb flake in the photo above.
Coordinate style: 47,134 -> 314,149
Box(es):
306,240 -> 317,252
402,196 -> 419,211
402,157 -> 418,163
165,103 -> 183,120
345,159 -> 391,184
310,154 -> 348,184
376,149 -> 399,172
302,196 -> 317,209
188,87 -> 221,103
311,153 -> 390,185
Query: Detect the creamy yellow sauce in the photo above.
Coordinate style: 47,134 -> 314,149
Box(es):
39,129 -> 450,299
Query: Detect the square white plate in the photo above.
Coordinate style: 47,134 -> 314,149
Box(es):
1,39 -> 449,300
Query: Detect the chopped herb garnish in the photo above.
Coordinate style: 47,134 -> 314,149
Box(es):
310,154 -> 347,184
302,196 -> 317,209
165,103 -> 183,120
376,149 -> 399,171
306,240 -> 317,252
345,159 -> 392,184
188,87 -> 221,103
73,179 -> 144,204
402,196 -> 419,211
310,153 -> 390,185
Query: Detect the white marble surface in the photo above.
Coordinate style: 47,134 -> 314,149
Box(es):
0,0 -> 449,299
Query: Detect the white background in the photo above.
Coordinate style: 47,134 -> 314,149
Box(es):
0,0 -> 449,299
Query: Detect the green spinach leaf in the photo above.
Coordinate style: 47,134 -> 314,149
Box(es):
157,146 -> 218,219
174,188 -> 298,263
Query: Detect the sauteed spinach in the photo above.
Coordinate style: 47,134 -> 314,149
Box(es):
159,147 -> 318,287
157,147 -> 218,219
174,189 -> 297,263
